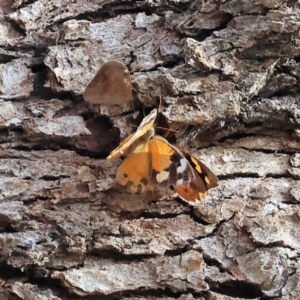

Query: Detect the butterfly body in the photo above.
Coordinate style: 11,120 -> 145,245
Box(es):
108,109 -> 219,202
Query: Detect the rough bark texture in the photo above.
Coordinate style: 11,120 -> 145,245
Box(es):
0,1 -> 300,299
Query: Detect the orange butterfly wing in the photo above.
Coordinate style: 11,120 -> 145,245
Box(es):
148,136 -> 218,202
115,142 -> 155,192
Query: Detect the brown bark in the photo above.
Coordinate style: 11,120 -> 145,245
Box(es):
0,1 -> 299,299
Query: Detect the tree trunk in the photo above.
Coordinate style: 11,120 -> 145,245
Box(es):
0,1 -> 300,299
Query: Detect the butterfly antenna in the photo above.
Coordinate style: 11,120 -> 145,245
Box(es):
156,126 -> 178,134
156,95 -> 177,136
163,121 -> 179,138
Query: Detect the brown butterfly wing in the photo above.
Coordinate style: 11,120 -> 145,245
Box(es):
83,60 -> 132,105
184,153 -> 219,189
174,153 -> 219,202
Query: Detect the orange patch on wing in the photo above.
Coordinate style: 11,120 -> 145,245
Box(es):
190,156 -> 202,173
116,143 -> 154,192
149,137 -> 174,172
175,185 -> 208,202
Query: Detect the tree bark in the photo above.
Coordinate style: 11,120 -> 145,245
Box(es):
0,1 -> 300,299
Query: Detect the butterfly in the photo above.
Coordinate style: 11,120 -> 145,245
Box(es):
107,109 -> 219,202
83,60 -> 132,105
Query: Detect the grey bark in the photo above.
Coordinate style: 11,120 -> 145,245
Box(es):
0,0 -> 299,299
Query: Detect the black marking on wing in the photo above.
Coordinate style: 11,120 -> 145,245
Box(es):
184,152 -> 218,189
